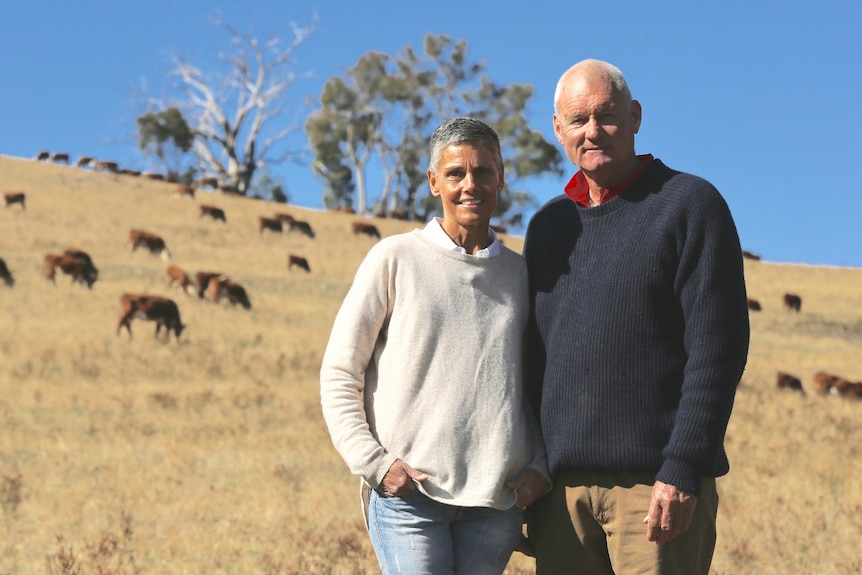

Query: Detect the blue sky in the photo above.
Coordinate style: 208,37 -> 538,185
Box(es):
2,1 -> 861,267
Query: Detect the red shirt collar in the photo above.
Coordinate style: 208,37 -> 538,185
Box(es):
564,154 -> 655,206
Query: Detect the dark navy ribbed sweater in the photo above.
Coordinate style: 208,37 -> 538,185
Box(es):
523,159 -> 750,495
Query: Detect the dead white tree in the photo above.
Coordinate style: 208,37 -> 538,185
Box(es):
172,18 -> 313,194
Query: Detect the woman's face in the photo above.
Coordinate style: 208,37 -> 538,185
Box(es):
427,142 -> 503,233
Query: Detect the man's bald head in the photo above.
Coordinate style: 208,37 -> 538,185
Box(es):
554,59 -> 633,114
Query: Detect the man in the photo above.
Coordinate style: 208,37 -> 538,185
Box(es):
523,59 -> 750,574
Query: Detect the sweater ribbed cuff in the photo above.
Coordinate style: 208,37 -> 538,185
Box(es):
656,459 -> 702,496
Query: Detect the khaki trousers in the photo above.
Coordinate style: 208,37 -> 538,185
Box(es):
528,470 -> 718,575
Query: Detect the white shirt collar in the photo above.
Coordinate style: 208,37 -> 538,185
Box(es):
421,217 -> 501,258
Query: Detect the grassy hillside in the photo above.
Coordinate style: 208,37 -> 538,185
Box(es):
1,155 -> 860,574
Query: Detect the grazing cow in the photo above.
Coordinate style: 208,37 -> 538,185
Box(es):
62,248 -> 97,273
194,271 -> 225,299
51,152 -> 70,164
273,212 -> 295,224
747,298 -> 762,311
741,250 -> 761,261
351,221 -> 381,239
141,172 -> 165,181
0,257 -> 14,287
196,176 -> 220,189
287,219 -> 315,239
206,276 -> 251,310
783,293 -> 802,313
117,293 -> 185,341
776,371 -> 804,394
259,216 -> 283,234
3,192 -> 26,210
36,151 -> 51,161
43,253 -> 98,289
173,184 -> 196,199
288,254 -> 310,273
118,168 -> 141,176
76,156 -> 94,168
199,204 -> 226,223
128,229 -> 171,260
94,160 -> 118,173
166,264 -> 195,295
812,371 -> 862,397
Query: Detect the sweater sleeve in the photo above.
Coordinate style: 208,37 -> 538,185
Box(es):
657,182 -> 750,494
320,244 -> 398,488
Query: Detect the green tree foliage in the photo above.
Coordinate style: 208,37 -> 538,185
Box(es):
136,107 -> 194,175
305,33 -> 563,224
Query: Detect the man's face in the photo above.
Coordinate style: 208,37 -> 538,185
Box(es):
553,76 -> 641,185
427,143 -> 501,233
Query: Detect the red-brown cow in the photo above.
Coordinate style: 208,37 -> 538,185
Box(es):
117,293 -> 185,341
813,371 -> 859,397
166,264 -> 195,295
259,216 -> 283,234
44,253 -> 98,289
287,219 -> 315,239
3,192 -> 25,210
194,271 -> 225,299
0,257 -> 14,287
94,160 -> 119,173
173,184 -> 196,199
776,371 -> 804,394
141,172 -> 165,181
351,221 -> 381,239
199,204 -> 227,223
288,254 -> 310,273
206,276 -> 251,310
783,293 -> 802,313
76,156 -> 94,168
273,212 -> 295,224
128,229 -> 171,260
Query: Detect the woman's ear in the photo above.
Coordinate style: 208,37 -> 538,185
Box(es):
427,168 -> 439,197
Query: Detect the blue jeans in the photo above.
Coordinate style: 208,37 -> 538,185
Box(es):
367,488 -> 523,575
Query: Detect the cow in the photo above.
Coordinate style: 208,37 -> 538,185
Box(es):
62,248 -> 97,273
128,229 -> 171,260
287,219 -> 315,239
813,371 -> 856,396
0,257 -> 14,287
51,152 -> 70,164
173,184 -> 196,199
776,371 -> 804,394
273,212 -> 295,224
490,224 -> 508,235
351,221 -> 381,239
3,192 -> 25,210
43,253 -> 98,289
783,293 -> 802,312
118,168 -> 141,176
76,156 -> 94,168
199,204 -> 226,223
741,250 -> 761,261
166,264 -> 195,295
288,254 -> 311,273
36,151 -> 51,161
259,216 -> 283,234
194,271 -> 225,299
141,172 -> 165,181
206,276 -> 251,310
196,176 -> 220,189
116,293 -> 185,341
94,160 -> 119,173
747,298 -> 762,311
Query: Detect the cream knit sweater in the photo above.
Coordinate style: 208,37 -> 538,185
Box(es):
320,229 -> 547,509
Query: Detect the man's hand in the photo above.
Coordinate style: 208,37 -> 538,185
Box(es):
506,468 -> 551,509
644,480 -> 697,545
378,459 -> 429,497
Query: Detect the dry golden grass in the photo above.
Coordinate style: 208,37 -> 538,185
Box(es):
1,155 -> 860,574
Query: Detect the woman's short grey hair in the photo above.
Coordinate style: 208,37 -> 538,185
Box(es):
428,117 -> 502,174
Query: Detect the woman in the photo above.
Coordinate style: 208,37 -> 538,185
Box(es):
320,117 -> 550,574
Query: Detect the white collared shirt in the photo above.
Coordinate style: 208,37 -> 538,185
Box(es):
420,217 -> 501,258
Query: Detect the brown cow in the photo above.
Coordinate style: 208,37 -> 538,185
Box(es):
783,293 -> 802,312
351,221 -> 381,239
273,212 -> 295,224
196,176 -> 220,189
287,219 -> 315,239
288,254 -> 310,273
94,160 -> 119,173
206,276 -> 251,310
741,250 -> 761,261
43,253 -> 98,288
812,371 -> 858,397
199,204 -> 227,223
76,156 -> 94,168
141,172 -> 165,181
0,257 -> 14,287
51,152 -> 69,164
166,264 -> 195,295
259,216 -> 283,234
194,271 -> 225,299
36,151 -> 51,161
128,229 -> 171,260
173,184 -> 196,199
747,298 -> 762,311
62,248 -> 98,275
3,192 -> 25,210
776,371 -> 804,394
117,293 -> 185,341
118,168 -> 141,176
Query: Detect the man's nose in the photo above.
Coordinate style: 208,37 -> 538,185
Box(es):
585,117 -> 603,138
